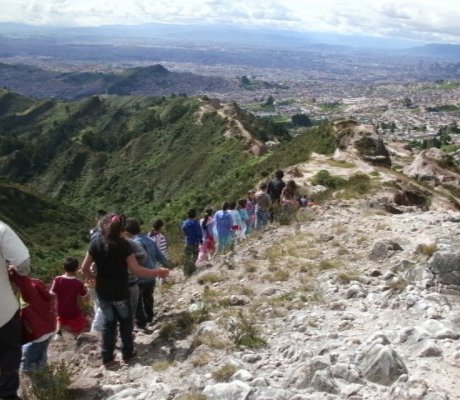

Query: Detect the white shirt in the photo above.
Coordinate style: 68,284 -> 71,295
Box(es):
0,221 -> 30,328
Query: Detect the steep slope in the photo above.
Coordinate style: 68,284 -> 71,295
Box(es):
45,190 -> 460,400
0,90 -> 335,225
0,180 -> 89,280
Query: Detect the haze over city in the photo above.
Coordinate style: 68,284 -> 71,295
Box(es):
1,0 -> 460,45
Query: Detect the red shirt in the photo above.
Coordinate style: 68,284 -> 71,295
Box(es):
9,271 -> 56,343
50,275 -> 87,319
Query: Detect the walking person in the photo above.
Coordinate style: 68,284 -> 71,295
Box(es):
0,220 -> 30,400
255,183 -> 272,229
50,257 -> 88,341
124,218 -> 169,330
81,214 -> 169,366
181,209 -> 203,276
267,170 -> 285,223
214,202 -> 234,252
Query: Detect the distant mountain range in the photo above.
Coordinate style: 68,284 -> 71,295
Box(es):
0,62 -> 234,100
0,22 -> 444,52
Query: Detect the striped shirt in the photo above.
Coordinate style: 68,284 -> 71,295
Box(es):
150,232 -> 168,258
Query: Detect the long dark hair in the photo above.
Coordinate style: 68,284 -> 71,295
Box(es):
202,208 -> 213,231
100,214 -> 125,252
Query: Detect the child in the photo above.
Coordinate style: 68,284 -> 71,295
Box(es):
50,257 -> 88,340
237,199 -> 249,238
197,208 -> 215,264
181,209 -> 203,276
149,219 -> 168,258
9,270 -> 56,372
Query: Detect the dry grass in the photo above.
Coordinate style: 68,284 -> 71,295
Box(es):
197,272 -> 226,285
336,271 -> 360,284
212,364 -> 237,382
263,269 -> 290,282
319,259 -> 338,270
415,243 -> 438,258
152,360 -> 173,371
190,352 -> 214,367
192,332 -> 232,351
389,277 -> 408,292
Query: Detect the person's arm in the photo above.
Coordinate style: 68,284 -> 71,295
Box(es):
1,223 -> 30,275
126,254 -> 169,278
80,252 -> 94,280
151,241 -> 170,268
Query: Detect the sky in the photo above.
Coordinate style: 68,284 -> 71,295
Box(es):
0,0 -> 459,44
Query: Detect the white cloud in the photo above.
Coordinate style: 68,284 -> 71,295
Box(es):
0,0 -> 459,43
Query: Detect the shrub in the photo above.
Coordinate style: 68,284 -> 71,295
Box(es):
27,360 -> 71,400
227,310 -> 266,349
311,170 -> 345,189
212,363 -> 237,382
198,272 -> 225,285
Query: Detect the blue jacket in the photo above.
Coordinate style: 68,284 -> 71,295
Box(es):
182,219 -> 203,246
133,234 -> 168,284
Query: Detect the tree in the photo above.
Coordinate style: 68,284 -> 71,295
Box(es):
291,114 -> 312,127
240,75 -> 250,86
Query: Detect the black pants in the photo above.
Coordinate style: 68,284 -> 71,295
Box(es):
0,311 -> 22,398
136,281 -> 155,328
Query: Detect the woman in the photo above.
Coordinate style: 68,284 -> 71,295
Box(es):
81,214 -> 169,366
280,180 -> 299,224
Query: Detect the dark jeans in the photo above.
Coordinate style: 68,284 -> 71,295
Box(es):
99,299 -> 134,363
0,311 -> 22,398
184,244 -> 199,276
135,281 -> 155,328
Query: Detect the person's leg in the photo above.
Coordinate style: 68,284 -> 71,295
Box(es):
0,311 -> 22,398
99,300 -> 117,364
135,283 -> 147,329
143,281 -> 155,324
183,245 -> 196,276
113,300 -> 134,362
128,284 -> 139,327
90,288 -> 104,333
21,337 -> 51,372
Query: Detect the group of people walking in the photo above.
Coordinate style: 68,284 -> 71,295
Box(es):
0,169 -> 304,398
181,170 -> 301,275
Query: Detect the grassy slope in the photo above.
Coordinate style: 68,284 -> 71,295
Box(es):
0,90 -> 336,277
0,180 -> 89,280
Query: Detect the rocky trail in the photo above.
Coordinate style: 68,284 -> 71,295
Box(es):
36,124 -> 460,400
45,200 -> 460,400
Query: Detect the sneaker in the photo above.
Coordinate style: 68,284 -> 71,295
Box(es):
123,349 -> 137,363
53,333 -> 64,342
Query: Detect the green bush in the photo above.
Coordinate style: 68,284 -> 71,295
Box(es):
311,170 -> 345,189
27,360 -> 71,400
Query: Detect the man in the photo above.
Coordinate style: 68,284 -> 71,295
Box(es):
181,209 -> 203,276
0,221 -> 30,400
124,218 -> 169,330
267,170 -> 285,223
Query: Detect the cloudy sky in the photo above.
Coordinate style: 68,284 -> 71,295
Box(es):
1,0 -> 459,44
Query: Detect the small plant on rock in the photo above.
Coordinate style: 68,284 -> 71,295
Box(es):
27,360 -> 71,400
227,310 -> 266,349
152,360 -> 173,371
212,363 -> 237,382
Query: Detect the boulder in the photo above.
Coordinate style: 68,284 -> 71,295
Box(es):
359,338 -> 408,386
428,250 -> 460,287
369,240 -> 403,261
203,380 -> 251,400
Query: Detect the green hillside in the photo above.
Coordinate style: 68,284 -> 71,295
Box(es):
0,89 -> 336,278
0,180 -> 89,280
